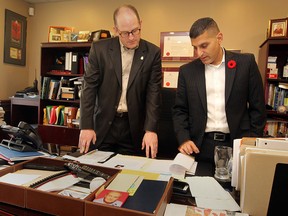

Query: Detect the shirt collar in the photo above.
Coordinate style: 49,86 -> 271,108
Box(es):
119,38 -> 138,53
207,47 -> 225,68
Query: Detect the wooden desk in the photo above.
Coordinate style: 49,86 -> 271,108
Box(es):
10,97 -> 40,126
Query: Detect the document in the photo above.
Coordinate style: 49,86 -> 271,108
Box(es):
164,203 -> 248,216
62,149 -> 115,165
36,173 -> 79,192
186,176 -> 241,211
106,173 -> 143,196
169,153 -> 197,176
0,173 -> 40,186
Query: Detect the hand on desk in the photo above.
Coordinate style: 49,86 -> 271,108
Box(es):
179,140 -> 200,155
142,131 -> 158,158
78,129 -> 96,153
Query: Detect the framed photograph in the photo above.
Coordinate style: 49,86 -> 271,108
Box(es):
48,26 -> 73,42
160,31 -> 194,62
269,18 -> 288,38
4,9 -> 27,66
77,31 -> 91,42
162,67 -> 179,88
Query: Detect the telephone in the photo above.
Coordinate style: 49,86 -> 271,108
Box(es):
0,121 -> 43,152
15,79 -> 39,96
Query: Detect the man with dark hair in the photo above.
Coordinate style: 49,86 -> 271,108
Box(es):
79,5 -> 162,158
173,17 -> 266,162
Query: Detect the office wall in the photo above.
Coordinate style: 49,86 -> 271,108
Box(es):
1,0 -> 288,99
0,0 -> 31,99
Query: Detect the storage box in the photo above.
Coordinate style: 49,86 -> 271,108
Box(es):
0,157 -> 173,216
85,178 -> 173,216
0,157 -> 119,216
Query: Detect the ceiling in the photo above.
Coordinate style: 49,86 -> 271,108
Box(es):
23,0 -> 72,3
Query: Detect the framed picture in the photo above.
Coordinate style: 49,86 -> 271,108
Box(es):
48,26 -> 74,42
4,9 -> 27,66
162,67 -> 179,88
269,18 -> 288,38
160,31 -> 194,62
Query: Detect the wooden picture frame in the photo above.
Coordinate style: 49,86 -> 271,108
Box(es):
160,31 -> 194,62
269,18 -> 288,38
4,9 -> 27,66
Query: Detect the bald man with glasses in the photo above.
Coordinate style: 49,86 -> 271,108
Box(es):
79,5 -> 162,158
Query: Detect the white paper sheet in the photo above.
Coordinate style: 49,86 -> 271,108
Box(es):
0,173 -> 40,186
186,176 -> 241,211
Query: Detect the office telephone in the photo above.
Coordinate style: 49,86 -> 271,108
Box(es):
0,121 -> 43,152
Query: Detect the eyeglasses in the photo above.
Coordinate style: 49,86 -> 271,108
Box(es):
118,28 -> 141,38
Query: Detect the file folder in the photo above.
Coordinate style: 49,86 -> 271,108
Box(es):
240,148 -> 288,216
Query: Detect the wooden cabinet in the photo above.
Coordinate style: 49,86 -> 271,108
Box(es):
38,42 -> 91,146
258,39 -> 288,137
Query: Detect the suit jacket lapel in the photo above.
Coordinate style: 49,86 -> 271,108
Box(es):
196,62 -> 207,112
225,51 -> 237,104
127,40 -> 146,89
109,37 -> 122,86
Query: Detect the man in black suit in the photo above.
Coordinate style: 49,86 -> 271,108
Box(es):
172,17 -> 266,162
79,5 -> 162,158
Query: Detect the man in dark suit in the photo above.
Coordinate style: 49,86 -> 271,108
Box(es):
172,17 -> 266,162
79,5 -> 162,158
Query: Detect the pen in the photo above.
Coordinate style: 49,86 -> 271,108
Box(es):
98,153 -> 117,163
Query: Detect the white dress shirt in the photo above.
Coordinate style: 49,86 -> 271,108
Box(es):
205,49 -> 230,133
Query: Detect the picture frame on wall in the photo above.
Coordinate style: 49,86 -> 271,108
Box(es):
3,9 -> 27,66
160,31 -> 194,62
269,18 -> 288,38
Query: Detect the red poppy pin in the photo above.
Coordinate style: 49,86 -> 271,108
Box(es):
227,60 -> 236,69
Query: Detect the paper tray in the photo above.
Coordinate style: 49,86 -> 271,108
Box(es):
85,178 -> 173,216
0,157 -> 119,216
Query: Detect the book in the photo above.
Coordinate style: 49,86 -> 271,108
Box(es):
0,146 -> 48,162
93,189 -> 129,207
41,77 -> 51,99
71,52 -> 78,74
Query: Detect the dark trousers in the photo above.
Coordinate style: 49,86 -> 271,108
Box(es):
98,113 -> 136,155
195,132 -> 232,163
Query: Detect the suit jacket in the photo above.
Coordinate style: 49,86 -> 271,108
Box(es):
172,50 -> 266,149
80,37 -> 162,151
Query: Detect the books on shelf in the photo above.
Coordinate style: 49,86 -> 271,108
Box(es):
266,83 -> 288,110
43,105 -> 79,127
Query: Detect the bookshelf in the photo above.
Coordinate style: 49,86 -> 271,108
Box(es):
38,42 -> 91,146
258,39 -> 288,137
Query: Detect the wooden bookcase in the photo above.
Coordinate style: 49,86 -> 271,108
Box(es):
258,39 -> 288,137
38,42 -> 91,146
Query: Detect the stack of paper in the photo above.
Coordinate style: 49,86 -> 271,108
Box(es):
0,145 -> 49,163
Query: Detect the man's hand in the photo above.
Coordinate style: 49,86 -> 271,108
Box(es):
142,131 -> 158,158
78,129 -> 96,153
178,140 -> 200,155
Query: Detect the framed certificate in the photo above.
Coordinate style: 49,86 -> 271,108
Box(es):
162,67 -> 179,88
160,31 -> 194,62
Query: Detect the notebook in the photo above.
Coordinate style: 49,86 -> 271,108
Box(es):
267,163 -> 288,216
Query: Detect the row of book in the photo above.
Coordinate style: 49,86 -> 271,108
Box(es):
41,76 -> 82,100
264,120 -> 288,137
43,106 -> 79,128
266,83 -> 288,110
